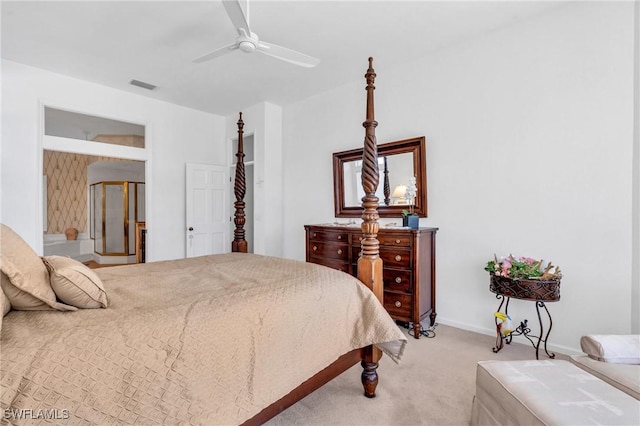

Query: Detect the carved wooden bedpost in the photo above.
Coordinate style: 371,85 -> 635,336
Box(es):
358,57 -> 383,398
383,156 -> 390,206
232,112 -> 248,253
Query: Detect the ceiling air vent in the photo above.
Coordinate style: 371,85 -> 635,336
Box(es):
129,79 -> 157,91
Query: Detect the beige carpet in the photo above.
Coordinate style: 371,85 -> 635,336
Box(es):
267,324 -> 569,425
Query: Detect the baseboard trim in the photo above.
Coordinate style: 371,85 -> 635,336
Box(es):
434,317 -> 583,356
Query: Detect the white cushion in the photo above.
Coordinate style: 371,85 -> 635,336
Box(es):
471,360 -> 640,426
581,335 -> 640,365
572,355 -> 640,400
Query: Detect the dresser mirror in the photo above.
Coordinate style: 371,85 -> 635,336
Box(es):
333,136 -> 427,218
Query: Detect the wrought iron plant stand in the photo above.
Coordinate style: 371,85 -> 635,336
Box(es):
490,274 -> 561,360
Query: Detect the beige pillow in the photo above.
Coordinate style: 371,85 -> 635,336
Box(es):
1,274 -> 11,333
1,273 -> 11,317
43,255 -> 108,309
0,224 -> 75,311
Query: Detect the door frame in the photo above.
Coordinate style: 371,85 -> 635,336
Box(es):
39,102 -> 151,259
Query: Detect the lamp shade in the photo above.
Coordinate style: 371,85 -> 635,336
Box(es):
391,185 -> 407,198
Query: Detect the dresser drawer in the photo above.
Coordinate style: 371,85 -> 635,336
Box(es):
380,248 -> 411,268
305,224 -> 438,337
351,247 -> 412,269
309,242 -> 349,260
382,268 -> 412,293
308,230 -> 348,243
383,292 -> 412,318
352,233 -> 411,248
308,257 -> 350,273
379,234 -> 412,247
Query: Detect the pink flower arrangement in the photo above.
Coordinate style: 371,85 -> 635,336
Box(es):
485,254 -> 561,280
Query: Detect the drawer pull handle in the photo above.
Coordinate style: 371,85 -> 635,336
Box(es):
337,249 -> 343,255
313,233 -> 317,238
395,255 -> 402,262
395,277 -> 402,284
337,235 -> 342,240
394,301 -> 402,308
313,246 -> 318,251
395,239 -> 401,244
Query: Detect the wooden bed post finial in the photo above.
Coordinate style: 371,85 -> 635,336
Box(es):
358,56 -> 383,398
360,57 -> 379,249
232,112 -> 248,253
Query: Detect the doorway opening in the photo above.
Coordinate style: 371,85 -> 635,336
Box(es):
42,106 -> 148,267
43,152 -> 146,266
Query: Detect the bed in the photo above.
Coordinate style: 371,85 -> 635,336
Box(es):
0,58 -> 401,425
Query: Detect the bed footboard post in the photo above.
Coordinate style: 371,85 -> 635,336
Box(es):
232,112 -> 248,253
358,57 -> 383,398
361,358 -> 379,398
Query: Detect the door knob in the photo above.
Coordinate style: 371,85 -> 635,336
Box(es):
188,227 -> 194,231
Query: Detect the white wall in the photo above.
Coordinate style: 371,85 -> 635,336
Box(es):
87,163 -> 145,185
631,0 -> 640,335
1,60 -> 226,261
282,2 -> 637,353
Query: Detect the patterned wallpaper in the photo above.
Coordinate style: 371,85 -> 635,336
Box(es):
43,149 -> 134,234
44,151 -> 88,234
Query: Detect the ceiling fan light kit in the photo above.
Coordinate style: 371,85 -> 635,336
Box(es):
194,0 -> 319,67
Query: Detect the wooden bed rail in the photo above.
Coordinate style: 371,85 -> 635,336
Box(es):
358,57 -> 383,398
232,112 -> 248,253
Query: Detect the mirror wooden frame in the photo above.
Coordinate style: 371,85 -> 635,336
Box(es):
333,136 -> 427,218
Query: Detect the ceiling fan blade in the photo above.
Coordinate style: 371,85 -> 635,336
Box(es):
256,41 -> 320,68
223,0 -> 251,36
193,42 -> 238,63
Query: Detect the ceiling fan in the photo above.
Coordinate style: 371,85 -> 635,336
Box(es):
193,0 -> 320,68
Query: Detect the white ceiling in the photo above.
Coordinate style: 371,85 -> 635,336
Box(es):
1,0 -> 567,117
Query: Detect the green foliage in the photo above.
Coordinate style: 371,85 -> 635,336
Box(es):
484,260 -> 496,273
508,259 -> 543,279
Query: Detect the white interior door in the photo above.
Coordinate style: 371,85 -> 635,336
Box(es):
186,163 -> 229,257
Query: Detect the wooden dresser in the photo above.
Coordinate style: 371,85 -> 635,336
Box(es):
304,224 -> 438,338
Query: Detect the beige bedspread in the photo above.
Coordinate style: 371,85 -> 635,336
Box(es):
1,253 -> 406,425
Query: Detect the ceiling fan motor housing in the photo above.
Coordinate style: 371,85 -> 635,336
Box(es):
239,40 -> 256,53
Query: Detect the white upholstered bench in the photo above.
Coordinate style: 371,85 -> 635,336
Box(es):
572,334 -> 640,400
470,360 -> 640,426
